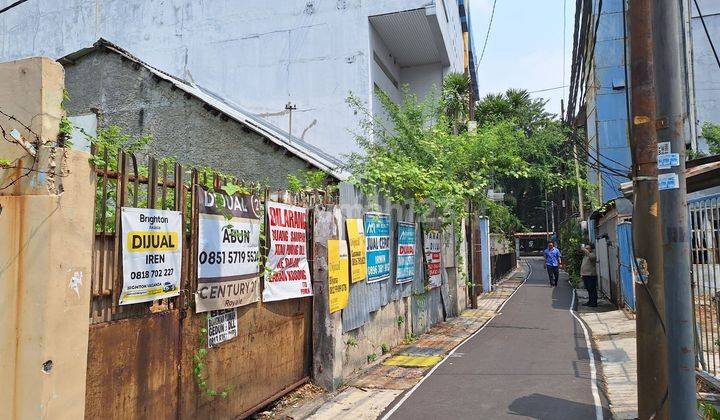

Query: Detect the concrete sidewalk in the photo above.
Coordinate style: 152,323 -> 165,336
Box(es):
280,262 -> 530,420
576,289 -> 638,419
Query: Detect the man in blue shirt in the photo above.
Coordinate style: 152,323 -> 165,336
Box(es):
544,241 -> 562,286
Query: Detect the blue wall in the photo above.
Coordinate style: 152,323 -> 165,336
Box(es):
586,0 -> 632,204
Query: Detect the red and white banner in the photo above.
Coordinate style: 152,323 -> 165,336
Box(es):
262,201 -> 313,302
424,229 -> 442,289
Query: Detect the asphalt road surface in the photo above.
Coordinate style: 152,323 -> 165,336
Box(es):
384,258 -> 610,420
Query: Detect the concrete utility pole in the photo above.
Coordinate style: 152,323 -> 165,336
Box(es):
653,0 -> 697,417
627,0 -> 668,418
285,102 -> 297,140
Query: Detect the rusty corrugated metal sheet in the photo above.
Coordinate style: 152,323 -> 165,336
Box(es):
85,310 -> 181,420
179,298 -> 312,419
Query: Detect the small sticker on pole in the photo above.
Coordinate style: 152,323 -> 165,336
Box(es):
658,173 -> 679,190
657,153 -> 680,169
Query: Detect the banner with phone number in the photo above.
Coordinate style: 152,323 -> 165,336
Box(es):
263,201 -> 313,302
195,186 -> 262,312
365,212 -> 391,283
424,228 -> 442,289
120,207 -> 182,305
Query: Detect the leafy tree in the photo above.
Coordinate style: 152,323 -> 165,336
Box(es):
475,89 -> 578,230
441,72 -> 470,134
701,122 -> 720,155
346,80 -> 578,239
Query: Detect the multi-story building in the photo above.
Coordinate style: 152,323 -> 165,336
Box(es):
690,0 -> 720,153
0,0 -> 466,160
578,0 -> 701,205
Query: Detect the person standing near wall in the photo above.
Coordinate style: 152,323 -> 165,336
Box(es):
544,241 -> 562,286
580,244 -> 598,307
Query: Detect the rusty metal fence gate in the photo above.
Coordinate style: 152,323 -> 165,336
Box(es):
87,149 -> 314,419
690,193 -> 720,379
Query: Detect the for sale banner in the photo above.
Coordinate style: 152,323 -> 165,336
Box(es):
396,222 -> 416,284
365,212 -> 390,283
120,207 -> 182,305
346,219 -> 367,283
328,240 -> 349,313
195,186 -> 261,313
263,201 -> 312,302
424,228 -> 442,289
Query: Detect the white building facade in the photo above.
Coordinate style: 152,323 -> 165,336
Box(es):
0,0 -> 465,160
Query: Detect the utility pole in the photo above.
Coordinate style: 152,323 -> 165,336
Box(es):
285,102 -> 297,140
550,201 -> 556,236
543,191 -> 550,243
627,1 -> 668,418
653,0 -> 696,417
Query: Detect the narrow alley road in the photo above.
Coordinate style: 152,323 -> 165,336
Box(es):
383,258 -> 610,420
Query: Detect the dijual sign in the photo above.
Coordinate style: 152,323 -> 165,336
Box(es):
120,207 -> 183,305
365,212 -> 390,283
195,186 -> 262,313
396,222 -> 416,284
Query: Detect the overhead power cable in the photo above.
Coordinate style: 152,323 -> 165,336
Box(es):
477,0 -> 498,68
693,0 -> 720,71
529,85 -> 569,94
0,0 -> 30,15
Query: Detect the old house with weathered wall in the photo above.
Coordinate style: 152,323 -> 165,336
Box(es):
60,40 -> 343,188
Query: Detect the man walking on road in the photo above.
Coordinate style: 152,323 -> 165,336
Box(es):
544,241 -> 562,286
581,244 -> 598,307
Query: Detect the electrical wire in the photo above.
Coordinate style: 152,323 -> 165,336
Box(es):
529,85 -> 568,94
567,129 -> 632,175
0,0 -> 29,15
477,0 -> 498,67
693,0 -> 720,71
562,0 -> 568,100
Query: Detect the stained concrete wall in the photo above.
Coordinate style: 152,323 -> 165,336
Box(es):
0,0 -> 464,160
62,49 -> 313,188
0,57 -> 95,420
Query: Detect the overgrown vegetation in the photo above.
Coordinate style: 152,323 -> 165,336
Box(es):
193,323 -> 234,399
346,77 -> 581,238
702,122 -> 720,156
699,400 -> 720,420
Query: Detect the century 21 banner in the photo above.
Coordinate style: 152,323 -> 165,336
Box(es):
120,207 -> 183,305
195,186 -> 262,313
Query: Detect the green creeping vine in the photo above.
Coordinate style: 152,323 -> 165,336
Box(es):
193,321 -> 234,399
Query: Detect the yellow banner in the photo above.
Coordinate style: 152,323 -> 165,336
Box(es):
126,231 -> 179,252
346,219 -> 367,283
328,240 -> 349,313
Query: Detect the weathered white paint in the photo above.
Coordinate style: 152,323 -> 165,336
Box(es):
0,0 -> 464,159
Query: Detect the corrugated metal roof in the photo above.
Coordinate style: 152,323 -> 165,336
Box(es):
59,39 -> 347,180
